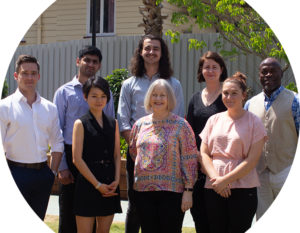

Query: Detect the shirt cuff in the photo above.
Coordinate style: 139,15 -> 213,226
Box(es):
58,152 -> 69,172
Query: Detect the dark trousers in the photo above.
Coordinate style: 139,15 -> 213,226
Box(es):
135,191 -> 185,233
8,164 -> 54,220
204,188 -> 257,233
58,144 -> 78,233
190,173 -> 210,233
59,183 -> 77,233
58,144 -> 96,233
125,153 -> 141,233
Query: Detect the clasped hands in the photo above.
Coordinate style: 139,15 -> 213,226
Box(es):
210,176 -> 231,198
96,181 -> 119,197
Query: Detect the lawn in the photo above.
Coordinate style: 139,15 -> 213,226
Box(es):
45,215 -> 196,233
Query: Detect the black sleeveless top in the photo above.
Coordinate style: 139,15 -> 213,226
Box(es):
81,110 -> 116,182
74,111 -> 122,216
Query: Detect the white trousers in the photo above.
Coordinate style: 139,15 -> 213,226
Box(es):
256,166 -> 291,220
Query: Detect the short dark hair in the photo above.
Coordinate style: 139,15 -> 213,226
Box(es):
15,55 -> 40,73
130,34 -> 173,79
82,76 -> 110,103
79,46 -> 102,63
197,51 -> 227,82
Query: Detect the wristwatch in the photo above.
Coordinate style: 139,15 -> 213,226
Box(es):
52,170 -> 58,177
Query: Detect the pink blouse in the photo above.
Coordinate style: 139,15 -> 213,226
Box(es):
200,111 -> 267,189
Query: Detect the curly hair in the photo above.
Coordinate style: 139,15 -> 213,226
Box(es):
130,34 -> 173,79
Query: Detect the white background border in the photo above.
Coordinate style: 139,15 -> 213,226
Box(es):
0,0 -> 299,232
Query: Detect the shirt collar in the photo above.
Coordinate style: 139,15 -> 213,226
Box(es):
143,73 -> 160,80
71,75 -> 82,87
14,88 -> 41,103
263,85 -> 284,101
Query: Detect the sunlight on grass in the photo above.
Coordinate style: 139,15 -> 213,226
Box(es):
45,215 -> 195,233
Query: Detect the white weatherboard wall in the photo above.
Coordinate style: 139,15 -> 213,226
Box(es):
5,34 -> 295,111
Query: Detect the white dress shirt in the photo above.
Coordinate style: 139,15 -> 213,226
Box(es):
0,89 -> 64,163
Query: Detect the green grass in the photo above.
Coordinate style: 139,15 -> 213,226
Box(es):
45,215 -> 196,233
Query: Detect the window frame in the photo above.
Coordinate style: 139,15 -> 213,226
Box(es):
86,0 -> 116,37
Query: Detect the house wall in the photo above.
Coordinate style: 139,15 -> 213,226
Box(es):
21,0 -> 212,45
23,0 -> 87,44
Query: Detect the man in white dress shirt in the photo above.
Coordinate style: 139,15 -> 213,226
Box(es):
0,55 -> 64,220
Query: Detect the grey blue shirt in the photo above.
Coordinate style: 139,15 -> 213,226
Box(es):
53,76 -> 115,171
117,73 -> 185,132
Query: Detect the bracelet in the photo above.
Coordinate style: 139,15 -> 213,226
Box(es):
184,188 -> 193,192
95,182 -> 102,189
51,170 -> 58,177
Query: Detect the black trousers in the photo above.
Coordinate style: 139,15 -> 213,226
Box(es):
204,188 -> 257,233
190,172 -> 210,233
9,164 -> 54,220
58,144 -> 77,233
125,153 -> 141,233
58,144 -> 96,233
135,191 -> 185,233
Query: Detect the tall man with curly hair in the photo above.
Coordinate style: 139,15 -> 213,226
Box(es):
117,34 -> 185,233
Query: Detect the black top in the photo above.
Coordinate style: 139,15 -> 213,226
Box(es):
81,110 -> 116,180
187,90 -> 227,150
73,111 -> 122,216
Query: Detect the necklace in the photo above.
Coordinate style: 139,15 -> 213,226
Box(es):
202,86 -> 222,106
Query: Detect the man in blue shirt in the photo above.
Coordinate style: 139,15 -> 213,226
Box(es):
53,46 -> 115,233
245,57 -> 299,219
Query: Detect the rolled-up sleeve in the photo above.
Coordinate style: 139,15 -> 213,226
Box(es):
49,106 -> 64,153
53,89 -> 68,171
117,80 -> 132,132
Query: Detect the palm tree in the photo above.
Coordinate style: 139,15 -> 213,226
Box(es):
138,0 -> 168,37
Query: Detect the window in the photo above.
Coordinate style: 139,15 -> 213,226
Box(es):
87,0 -> 115,36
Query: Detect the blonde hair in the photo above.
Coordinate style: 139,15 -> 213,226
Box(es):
144,79 -> 176,113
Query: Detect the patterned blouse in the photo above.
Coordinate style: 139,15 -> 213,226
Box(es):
129,113 -> 198,193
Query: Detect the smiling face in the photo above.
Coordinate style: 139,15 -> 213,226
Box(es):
259,58 -> 282,97
77,54 -> 101,78
202,58 -> 223,84
85,87 -> 107,113
222,81 -> 246,110
14,62 -> 40,94
150,85 -> 168,114
140,38 -> 162,66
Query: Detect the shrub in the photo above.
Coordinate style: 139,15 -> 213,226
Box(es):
105,69 -> 129,116
1,80 -> 8,99
286,82 -> 298,93
105,69 -> 130,159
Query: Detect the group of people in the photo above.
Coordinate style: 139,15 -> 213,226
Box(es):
0,33 -> 298,233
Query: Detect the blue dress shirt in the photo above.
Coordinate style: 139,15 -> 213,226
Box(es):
53,76 -> 115,171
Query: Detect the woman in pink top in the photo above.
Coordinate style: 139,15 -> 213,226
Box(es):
129,79 -> 198,233
200,72 -> 267,233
